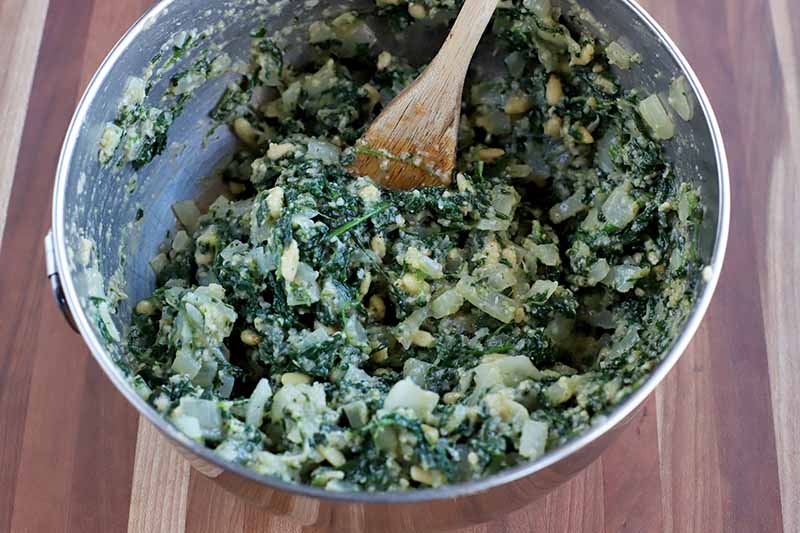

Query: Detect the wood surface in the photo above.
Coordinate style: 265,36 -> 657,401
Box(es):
0,0 -> 797,531
0,0 -> 49,242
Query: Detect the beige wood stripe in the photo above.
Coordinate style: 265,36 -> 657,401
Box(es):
764,2 -> 800,531
128,419 -> 192,533
0,0 -> 50,245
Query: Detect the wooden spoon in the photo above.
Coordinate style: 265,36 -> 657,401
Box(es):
348,0 -> 499,190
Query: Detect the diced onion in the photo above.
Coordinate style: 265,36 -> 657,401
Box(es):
587,259 -> 611,286
637,94 -> 675,140
304,60 -> 338,99
384,378 -> 439,419
177,397 -> 222,436
505,52 -> 527,77
473,264 -> 517,292
250,246 -> 277,274
482,392 -> 529,426
602,182 -> 639,230
595,131 -> 617,174
606,41 -> 640,70
173,415 -> 203,441
456,277 -> 517,324
293,327 -> 330,352
471,82 -> 504,106
149,253 -> 169,275
343,401 -> 369,429
269,383 -> 328,444
668,76 -> 695,122
549,189 -> 586,224
281,81 -> 303,111
344,315 -> 369,348
403,358 -> 433,387
395,308 -> 430,349
246,379 -> 273,428
172,349 -> 202,378
329,13 -> 377,58
172,230 -> 191,252
534,244 -> 560,267
580,207 -> 602,231
519,419 -> 549,459
491,185 -> 520,217
474,356 -> 540,389
478,186 -> 520,231
603,326 -> 640,360
308,21 -> 335,44
528,280 -> 559,304
305,139 -> 341,164
431,289 -> 465,319
286,262 -> 321,306
604,264 -> 650,293
544,376 -> 580,406
217,372 -> 235,399
344,365 -> 373,383
403,247 -> 444,280
193,359 -> 219,388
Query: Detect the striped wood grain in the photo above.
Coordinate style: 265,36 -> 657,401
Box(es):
649,1 -> 787,531
128,422 -> 191,533
763,0 -> 800,531
0,0 -> 798,531
0,0 -> 49,244
1,1 -> 141,532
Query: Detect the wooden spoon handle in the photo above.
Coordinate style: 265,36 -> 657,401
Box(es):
429,0 -> 500,90
401,0 -> 500,132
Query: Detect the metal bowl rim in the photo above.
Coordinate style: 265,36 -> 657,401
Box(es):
52,0 -> 730,505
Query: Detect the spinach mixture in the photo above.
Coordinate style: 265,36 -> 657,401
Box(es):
119,0 -> 703,492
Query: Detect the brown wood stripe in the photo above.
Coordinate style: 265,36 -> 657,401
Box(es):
78,0 -> 154,87
185,469 -> 302,533
185,472 -> 247,533
63,361 -> 139,532
601,398 -> 663,533
7,303 -> 91,533
508,460 -> 605,533
241,495 -> 299,533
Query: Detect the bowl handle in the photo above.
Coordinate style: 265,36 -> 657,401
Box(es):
45,230 -> 79,333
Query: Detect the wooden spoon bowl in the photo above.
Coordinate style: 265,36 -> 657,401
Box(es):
348,0 -> 499,190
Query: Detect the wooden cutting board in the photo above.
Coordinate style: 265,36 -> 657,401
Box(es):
1,0 -> 798,531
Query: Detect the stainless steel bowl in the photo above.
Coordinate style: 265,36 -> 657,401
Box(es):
47,0 -> 730,530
